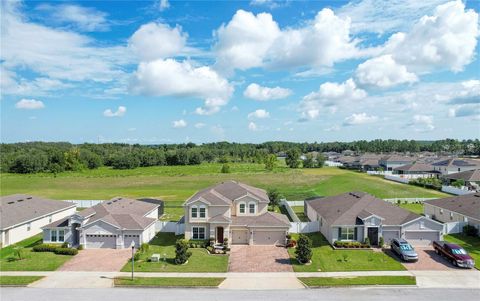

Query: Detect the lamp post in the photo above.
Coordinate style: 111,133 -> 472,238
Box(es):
130,241 -> 135,280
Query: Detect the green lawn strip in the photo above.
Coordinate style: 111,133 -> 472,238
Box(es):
114,277 -> 225,287
0,276 -> 44,286
120,233 -> 228,273
444,234 -> 480,269
299,276 -> 416,287
292,206 -> 310,221
398,203 -> 424,215
0,234 -> 73,271
288,233 -> 405,272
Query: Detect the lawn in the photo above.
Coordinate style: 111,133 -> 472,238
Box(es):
398,203 -> 424,215
160,201 -> 184,221
0,234 -> 73,271
120,233 -> 228,273
114,277 -> 225,287
0,276 -> 44,286
299,276 -> 416,287
292,206 -> 310,222
288,233 -> 405,272
0,165 -> 447,203
444,234 -> 480,269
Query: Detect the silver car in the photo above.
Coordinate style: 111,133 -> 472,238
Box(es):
391,238 -> 418,261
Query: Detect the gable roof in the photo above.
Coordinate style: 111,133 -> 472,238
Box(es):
394,163 -> 436,172
432,158 -> 479,167
443,169 -> 480,182
185,181 -> 269,206
306,192 -> 420,226
380,155 -> 415,163
0,194 -> 75,230
424,193 -> 480,220
231,211 -> 290,228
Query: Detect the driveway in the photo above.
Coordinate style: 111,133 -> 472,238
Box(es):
58,249 -> 132,272
385,247 -> 458,270
228,245 -> 293,272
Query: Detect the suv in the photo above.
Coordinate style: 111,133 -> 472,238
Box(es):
391,238 -> 418,261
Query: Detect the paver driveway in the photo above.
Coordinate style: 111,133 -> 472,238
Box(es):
58,249 -> 132,272
385,247 -> 458,270
228,245 -> 293,272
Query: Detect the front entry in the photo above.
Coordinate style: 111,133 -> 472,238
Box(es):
216,227 -> 224,243
72,223 -> 80,246
367,227 -> 379,246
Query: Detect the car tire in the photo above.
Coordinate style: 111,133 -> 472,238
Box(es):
435,248 -> 440,255
451,259 -> 457,266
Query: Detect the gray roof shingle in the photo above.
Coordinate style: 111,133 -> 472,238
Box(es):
424,193 -> 480,220
443,169 -> 480,182
185,181 -> 269,205
231,212 -> 291,227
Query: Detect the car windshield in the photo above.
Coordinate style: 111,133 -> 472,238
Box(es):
451,248 -> 467,255
400,244 -> 413,251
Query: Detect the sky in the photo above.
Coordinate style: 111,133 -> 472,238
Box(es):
1,0 -> 479,144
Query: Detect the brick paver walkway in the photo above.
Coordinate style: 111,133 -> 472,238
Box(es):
228,245 -> 293,272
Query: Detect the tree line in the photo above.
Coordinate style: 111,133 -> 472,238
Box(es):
0,139 -> 478,174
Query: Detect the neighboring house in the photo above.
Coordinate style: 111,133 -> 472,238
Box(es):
0,194 -> 76,247
42,197 -> 160,249
183,181 -> 290,246
379,155 -> 414,171
393,163 -> 438,179
442,169 -> 480,192
424,193 -> 480,231
432,158 -> 480,175
305,192 -> 443,246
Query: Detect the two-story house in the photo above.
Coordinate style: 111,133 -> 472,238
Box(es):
183,181 -> 290,246
379,155 -> 414,171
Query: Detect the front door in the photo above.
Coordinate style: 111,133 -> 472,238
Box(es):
72,223 -> 80,246
216,227 -> 224,243
367,227 -> 378,246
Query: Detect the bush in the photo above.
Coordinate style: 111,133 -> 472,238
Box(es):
223,237 -> 229,247
77,244 -> 84,250
54,248 -> 78,256
140,243 -> 149,253
206,246 -> 214,254
32,244 -> 59,252
333,241 -> 369,248
174,239 -> 192,265
379,236 -> 384,247
295,234 -> 313,264
220,163 -> 230,173
364,237 -> 370,246
463,225 -> 479,237
61,242 -> 69,248
13,246 -> 25,260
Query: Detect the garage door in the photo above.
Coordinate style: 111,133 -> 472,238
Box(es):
382,230 -> 400,245
231,230 -> 248,244
86,234 -> 116,249
252,231 -> 285,246
404,231 -> 440,246
124,234 -> 141,249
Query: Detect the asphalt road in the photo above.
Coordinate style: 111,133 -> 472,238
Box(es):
1,288 -> 479,301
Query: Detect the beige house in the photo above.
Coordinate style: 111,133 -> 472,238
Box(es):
183,181 -> 290,246
432,158 -> 480,175
0,194 -> 76,247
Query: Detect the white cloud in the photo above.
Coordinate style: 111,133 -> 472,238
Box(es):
15,98 -> 45,110
130,59 -> 234,115
194,122 -> 206,129
299,78 -> 367,120
1,67 -> 72,96
409,114 -> 435,131
129,22 -> 187,61
343,113 -> 378,126
248,121 -> 258,131
248,109 -> 270,119
36,3 -> 109,32
157,0 -> 170,11
172,119 -> 187,128
243,83 -> 292,101
355,55 -> 418,87
448,105 -> 480,118
103,106 -> 126,117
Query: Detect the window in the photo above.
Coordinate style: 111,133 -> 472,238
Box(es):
58,230 -> 65,242
249,203 -> 255,214
239,203 -> 246,214
199,206 -> 206,218
192,227 -> 205,240
340,227 -> 355,240
191,206 -> 198,218
27,223 -> 31,231
51,230 -> 57,242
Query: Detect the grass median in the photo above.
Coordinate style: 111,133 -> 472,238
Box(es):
0,276 -> 44,286
299,276 -> 416,287
114,277 -> 225,287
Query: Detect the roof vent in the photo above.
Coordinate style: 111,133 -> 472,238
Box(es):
26,197 -> 32,200
7,201 -> 14,204
107,202 -> 112,205
17,199 -> 24,202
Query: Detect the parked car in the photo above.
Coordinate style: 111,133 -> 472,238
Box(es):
391,238 -> 418,261
433,241 -> 475,268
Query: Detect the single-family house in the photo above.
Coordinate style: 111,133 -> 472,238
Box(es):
432,158 -> 480,175
42,197 -> 160,249
0,194 -> 76,247
379,155 -> 414,171
442,169 -> 480,192
424,193 -> 480,232
393,163 -> 438,179
305,192 -> 443,246
183,181 -> 290,246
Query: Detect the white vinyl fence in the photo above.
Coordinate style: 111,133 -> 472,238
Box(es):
325,160 -> 343,167
441,185 -> 476,196
286,200 -> 305,207
444,221 -> 468,234
64,200 -> 103,208
288,222 -> 320,233
367,170 -> 393,175
384,175 -> 410,184
156,221 -> 185,235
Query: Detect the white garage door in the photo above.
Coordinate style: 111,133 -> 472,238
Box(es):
252,231 -> 285,246
231,230 -> 248,244
382,230 -> 400,245
404,231 -> 440,246
86,234 -> 116,249
124,234 -> 141,249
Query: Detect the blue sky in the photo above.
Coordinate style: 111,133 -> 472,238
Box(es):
1,0 -> 479,144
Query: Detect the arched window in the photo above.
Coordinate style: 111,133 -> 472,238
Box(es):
239,202 -> 246,214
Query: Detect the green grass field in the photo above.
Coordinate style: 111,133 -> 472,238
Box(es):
120,233 -> 228,273
292,206 -> 310,221
114,277 -> 225,287
288,233 -> 405,272
0,164 -> 447,203
398,203 -> 424,215
444,234 -> 480,269
299,276 -> 416,287
0,276 -> 44,286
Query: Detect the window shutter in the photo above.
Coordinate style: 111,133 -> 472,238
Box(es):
354,227 -> 358,240
338,227 -> 342,239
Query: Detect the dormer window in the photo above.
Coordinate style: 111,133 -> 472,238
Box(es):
239,203 -> 246,214
191,206 -> 198,218
199,206 -> 206,218
249,203 -> 256,214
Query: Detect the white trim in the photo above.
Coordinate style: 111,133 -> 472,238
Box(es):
191,226 -> 206,240
248,201 -> 256,214
238,202 -> 246,214
82,218 -> 120,230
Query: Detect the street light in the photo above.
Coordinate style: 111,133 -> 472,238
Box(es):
130,240 -> 135,280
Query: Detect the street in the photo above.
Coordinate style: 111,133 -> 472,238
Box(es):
1,287 -> 479,301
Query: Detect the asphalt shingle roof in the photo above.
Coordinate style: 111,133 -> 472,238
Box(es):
424,193 -> 480,220
443,169 -> 480,182
231,212 -> 291,227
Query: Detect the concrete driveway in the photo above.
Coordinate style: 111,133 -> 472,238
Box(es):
228,245 -> 293,272
385,247 -> 458,270
58,249 -> 132,272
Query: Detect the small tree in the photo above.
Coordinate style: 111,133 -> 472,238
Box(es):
13,246 -> 24,260
267,188 -> 281,210
220,163 -> 230,173
285,148 -> 301,168
295,234 -> 312,264
452,179 -> 465,188
140,243 -> 149,253
316,153 -> 326,168
174,239 -> 192,265
302,153 -> 315,168
264,154 -> 277,171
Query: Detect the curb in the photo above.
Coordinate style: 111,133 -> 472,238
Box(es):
114,285 -> 219,289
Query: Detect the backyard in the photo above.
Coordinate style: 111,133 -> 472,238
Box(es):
444,234 -> 480,269
120,233 -> 228,273
288,233 -> 406,272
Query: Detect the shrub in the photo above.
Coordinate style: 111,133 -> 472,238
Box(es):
463,225 -> 479,237
379,236 -> 384,247
13,246 -> 25,260
33,244 -> 59,252
61,242 -> 69,248
364,237 -> 370,246
54,248 -> 78,256
220,164 -> 230,173
295,234 -> 312,264
206,246 -> 214,254
77,244 -> 84,250
175,239 -> 192,265
140,243 -> 149,253
223,237 -> 229,247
